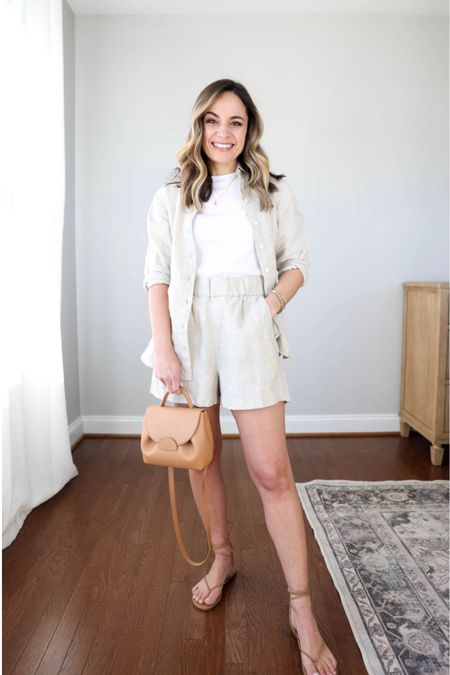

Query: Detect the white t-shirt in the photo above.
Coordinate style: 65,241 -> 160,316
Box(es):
192,171 -> 263,277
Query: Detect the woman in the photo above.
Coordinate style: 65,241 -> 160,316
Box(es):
141,79 -> 338,675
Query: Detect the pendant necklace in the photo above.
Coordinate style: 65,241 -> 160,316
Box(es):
211,172 -> 238,206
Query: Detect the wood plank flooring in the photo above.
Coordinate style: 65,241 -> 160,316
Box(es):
3,432 -> 448,674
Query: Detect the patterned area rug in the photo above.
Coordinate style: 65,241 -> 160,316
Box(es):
296,480 -> 449,675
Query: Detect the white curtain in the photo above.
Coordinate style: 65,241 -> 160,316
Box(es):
1,0 -> 79,549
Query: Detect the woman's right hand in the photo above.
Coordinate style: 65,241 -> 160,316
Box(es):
153,346 -> 183,394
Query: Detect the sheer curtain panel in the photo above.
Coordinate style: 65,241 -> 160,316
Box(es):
1,0 -> 79,549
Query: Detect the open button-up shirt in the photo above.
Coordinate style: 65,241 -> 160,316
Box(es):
140,165 -> 311,381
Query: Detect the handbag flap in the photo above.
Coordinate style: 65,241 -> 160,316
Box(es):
144,405 -> 204,446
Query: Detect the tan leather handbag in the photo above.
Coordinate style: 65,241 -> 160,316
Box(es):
140,386 -> 214,566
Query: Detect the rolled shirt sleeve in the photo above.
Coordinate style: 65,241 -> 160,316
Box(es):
143,186 -> 172,290
274,179 -> 311,285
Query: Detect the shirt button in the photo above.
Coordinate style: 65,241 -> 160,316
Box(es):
259,244 -> 264,248
264,266 -> 269,272
185,299 -> 189,304
244,198 -> 248,203
254,220 -> 258,224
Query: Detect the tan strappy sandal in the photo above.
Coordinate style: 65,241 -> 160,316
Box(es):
191,541 -> 237,611
288,585 -> 337,675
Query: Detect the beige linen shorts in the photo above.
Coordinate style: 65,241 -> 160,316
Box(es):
149,274 -> 291,409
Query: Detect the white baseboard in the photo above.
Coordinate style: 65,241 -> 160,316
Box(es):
68,415 -> 84,447
69,413 -> 400,446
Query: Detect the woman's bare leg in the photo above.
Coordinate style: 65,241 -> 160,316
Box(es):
174,402 -> 235,606
231,401 -> 337,675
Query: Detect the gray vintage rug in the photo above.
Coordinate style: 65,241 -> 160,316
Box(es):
296,479 -> 449,675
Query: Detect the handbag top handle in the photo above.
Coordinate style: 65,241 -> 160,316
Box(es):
159,385 -> 194,408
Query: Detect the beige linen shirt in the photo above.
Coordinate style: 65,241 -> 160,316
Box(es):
140,165 -> 311,381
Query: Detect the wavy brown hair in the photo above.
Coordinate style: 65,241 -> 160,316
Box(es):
164,79 -> 285,212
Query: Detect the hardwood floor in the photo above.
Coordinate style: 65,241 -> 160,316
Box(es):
3,432 -> 448,674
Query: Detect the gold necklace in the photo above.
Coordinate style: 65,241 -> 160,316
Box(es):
211,173 -> 238,206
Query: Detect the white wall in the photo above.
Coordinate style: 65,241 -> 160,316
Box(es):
62,0 -> 81,434
74,14 -> 448,430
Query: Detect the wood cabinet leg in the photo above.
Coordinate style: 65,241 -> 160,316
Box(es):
430,444 -> 445,466
400,420 -> 411,438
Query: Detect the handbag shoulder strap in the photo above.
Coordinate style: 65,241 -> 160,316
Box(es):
167,465 -> 212,566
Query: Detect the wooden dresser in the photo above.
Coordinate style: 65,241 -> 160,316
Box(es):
399,282 -> 449,465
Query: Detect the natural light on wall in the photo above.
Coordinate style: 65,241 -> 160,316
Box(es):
1,0 -> 79,549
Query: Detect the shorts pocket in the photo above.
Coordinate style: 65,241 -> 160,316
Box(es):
259,296 -> 281,340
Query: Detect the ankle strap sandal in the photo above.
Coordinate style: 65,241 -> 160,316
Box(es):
212,541 -> 234,556
287,585 -> 310,599
191,540 -> 237,612
287,586 -> 330,675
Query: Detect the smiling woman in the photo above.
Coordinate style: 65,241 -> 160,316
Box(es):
202,100 -> 247,168
141,78 -> 338,675
172,79 -> 286,212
